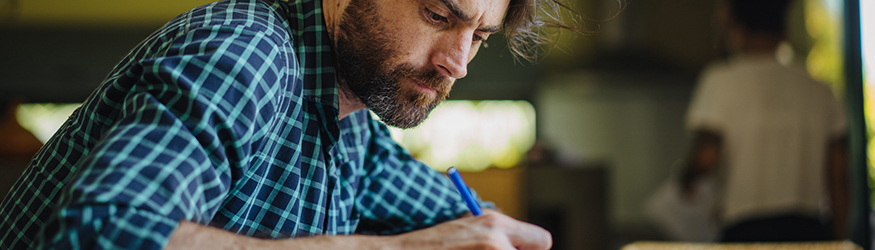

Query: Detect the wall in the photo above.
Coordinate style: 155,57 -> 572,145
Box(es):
535,67 -> 696,239
0,27 -> 155,102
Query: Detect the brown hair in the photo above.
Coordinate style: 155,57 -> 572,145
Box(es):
726,0 -> 792,35
502,0 -> 623,61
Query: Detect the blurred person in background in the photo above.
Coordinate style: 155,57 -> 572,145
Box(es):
681,0 -> 849,242
0,98 -> 43,201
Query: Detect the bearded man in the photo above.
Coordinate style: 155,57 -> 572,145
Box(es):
0,0 -> 571,249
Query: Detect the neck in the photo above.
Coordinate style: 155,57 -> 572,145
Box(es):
739,39 -> 780,55
322,0 -> 358,120
730,30 -> 783,55
322,0 -> 357,119
337,83 -> 367,119
322,0 -> 347,39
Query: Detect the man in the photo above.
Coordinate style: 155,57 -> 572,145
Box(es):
681,0 -> 849,242
0,0 -> 571,248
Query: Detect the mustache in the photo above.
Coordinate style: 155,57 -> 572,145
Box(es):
394,64 -> 452,92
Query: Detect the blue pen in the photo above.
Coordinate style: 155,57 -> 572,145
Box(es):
446,166 -> 483,216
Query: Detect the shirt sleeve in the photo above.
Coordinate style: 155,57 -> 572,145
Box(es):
354,115 -> 494,235
38,24 -> 286,249
686,64 -> 728,133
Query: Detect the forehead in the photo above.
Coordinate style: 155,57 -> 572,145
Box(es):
434,0 -> 510,26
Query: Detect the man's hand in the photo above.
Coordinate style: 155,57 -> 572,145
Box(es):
166,210 -> 551,250
390,209 -> 552,250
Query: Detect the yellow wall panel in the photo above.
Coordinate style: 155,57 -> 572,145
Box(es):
10,0 -> 216,27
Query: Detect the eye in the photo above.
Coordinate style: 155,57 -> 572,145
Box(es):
472,34 -> 489,47
425,8 -> 449,23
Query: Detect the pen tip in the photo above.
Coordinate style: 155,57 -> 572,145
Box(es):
447,166 -> 457,174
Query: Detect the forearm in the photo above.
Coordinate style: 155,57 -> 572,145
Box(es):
166,221 -> 393,250
681,130 -> 722,190
167,209 -> 551,250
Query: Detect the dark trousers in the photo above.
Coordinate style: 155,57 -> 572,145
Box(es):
720,214 -> 831,242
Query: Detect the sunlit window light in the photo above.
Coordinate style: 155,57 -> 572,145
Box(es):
805,0 -> 845,96
16,101 -> 537,173
383,100 -> 536,172
17,103 -> 81,143
860,0 -> 875,204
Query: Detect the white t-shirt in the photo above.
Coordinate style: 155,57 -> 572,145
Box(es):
686,54 -> 847,225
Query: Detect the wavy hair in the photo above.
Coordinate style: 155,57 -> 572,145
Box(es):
502,0 -> 625,61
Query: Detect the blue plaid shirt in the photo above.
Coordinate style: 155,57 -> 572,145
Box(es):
0,0 -> 490,249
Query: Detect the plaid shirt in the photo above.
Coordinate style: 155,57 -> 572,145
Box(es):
0,0 -> 490,249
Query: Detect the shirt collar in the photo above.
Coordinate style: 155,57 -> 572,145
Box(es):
282,0 -> 340,112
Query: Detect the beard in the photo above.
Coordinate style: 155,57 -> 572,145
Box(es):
333,0 -> 452,129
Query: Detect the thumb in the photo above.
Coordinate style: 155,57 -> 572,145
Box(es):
507,221 -> 552,250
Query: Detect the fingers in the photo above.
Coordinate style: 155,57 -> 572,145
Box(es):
395,210 -> 552,250
509,221 -> 552,250
474,212 -> 553,250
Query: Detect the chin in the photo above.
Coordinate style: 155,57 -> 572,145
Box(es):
373,100 -> 437,129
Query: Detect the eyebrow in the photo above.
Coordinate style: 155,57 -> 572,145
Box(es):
435,0 -> 502,34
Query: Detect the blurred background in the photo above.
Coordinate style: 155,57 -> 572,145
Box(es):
0,0 -> 872,249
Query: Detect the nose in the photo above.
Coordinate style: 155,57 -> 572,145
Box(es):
431,32 -> 471,79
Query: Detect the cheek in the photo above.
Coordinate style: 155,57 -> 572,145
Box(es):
380,8 -> 444,65
391,27 -> 437,63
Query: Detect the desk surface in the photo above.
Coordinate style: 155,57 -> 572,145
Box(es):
622,241 -> 862,250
